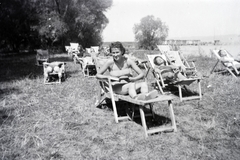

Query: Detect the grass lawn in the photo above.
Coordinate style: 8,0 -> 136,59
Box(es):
0,50 -> 240,160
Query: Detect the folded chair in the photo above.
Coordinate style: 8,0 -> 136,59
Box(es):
43,62 -> 66,84
210,49 -> 240,78
146,54 -> 202,102
94,57 -> 178,137
36,49 -> 49,66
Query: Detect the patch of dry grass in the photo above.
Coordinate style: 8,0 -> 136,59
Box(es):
0,51 -> 240,160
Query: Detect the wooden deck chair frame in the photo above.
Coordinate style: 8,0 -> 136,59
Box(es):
36,49 -> 49,66
146,54 -> 202,102
158,45 -> 197,73
43,62 -> 66,84
94,57 -> 177,137
165,51 -> 198,79
210,49 -> 240,79
96,77 -> 177,137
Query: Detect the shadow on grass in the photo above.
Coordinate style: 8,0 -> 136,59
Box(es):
49,54 -> 73,62
97,100 -> 172,131
0,53 -> 74,83
213,68 -> 240,77
0,107 -> 15,126
165,85 -> 201,98
0,87 -> 21,99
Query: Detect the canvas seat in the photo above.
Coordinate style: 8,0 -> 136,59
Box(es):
146,54 -> 202,102
94,57 -> 178,137
36,49 -> 49,66
157,45 -> 172,54
210,49 -> 240,78
43,62 -> 66,84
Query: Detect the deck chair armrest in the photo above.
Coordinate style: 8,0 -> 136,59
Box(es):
96,75 -> 119,81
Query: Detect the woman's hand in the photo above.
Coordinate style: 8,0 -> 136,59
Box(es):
128,77 -> 136,82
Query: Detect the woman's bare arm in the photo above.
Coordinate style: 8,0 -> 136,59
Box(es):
128,59 -> 144,82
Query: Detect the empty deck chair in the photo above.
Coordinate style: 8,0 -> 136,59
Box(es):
147,54 -> 202,102
94,57 -> 178,137
65,46 -> 71,55
36,49 -> 49,66
43,61 -> 66,84
70,43 -> 80,56
210,49 -> 240,78
157,45 -> 172,54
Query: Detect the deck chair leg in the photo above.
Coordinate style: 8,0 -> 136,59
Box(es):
226,68 -> 237,79
210,60 -> 219,74
111,99 -> 119,123
139,105 -> 148,137
149,104 -> 155,119
198,80 -> 202,100
178,85 -> 183,102
168,100 -> 177,132
156,80 -> 164,94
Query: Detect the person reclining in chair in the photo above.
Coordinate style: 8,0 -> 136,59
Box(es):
153,56 -> 187,82
44,62 -> 64,81
96,41 -> 158,100
218,50 -> 240,74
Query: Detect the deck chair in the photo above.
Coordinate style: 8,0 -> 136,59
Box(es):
91,46 -> 99,54
147,54 -> 202,102
65,46 -> 71,55
165,51 -> 198,78
36,49 -> 49,66
43,62 -> 66,84
94,57 -> 178,137
70,43 -> 80,56
85,48 -> 91,54
76,56 -> 97,77
157,45 -> 172,54
210,49 -> 240,78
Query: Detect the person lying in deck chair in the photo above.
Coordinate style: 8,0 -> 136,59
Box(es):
218,50 -> 240,74
153,56 -> 187,82
96,41 -> 158,100
44,62 -> 65,81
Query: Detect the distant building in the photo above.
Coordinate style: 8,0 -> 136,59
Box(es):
162,39 -> 201,46
214,40 -> 221,45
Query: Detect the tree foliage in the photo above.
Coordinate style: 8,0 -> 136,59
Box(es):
133,15 -> 168,50
0,0 -> 112,52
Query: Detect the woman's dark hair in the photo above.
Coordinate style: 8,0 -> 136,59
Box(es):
109,41 -> 125,55
153,56 -> 166,65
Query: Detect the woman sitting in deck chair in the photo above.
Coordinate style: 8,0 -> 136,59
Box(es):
153,56 -> 187,82
96,42 -> 158,100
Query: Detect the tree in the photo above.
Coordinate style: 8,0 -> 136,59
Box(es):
133,15 -> 168,50
36,0 -> 112,49
0,0 -> 38,51
0,0 -> 113,52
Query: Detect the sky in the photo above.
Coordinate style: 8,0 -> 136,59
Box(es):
102,0 -> 240,42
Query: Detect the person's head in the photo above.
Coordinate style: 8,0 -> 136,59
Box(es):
109,42 -> 125,55
109,42 -> 125,61
218,50 -> 227,57
153,56 -> 166,66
